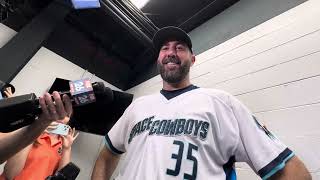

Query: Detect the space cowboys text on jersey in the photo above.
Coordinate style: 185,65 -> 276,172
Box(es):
128,116 -> 210,143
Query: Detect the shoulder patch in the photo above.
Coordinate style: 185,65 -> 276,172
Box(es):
252,116 -> 276,140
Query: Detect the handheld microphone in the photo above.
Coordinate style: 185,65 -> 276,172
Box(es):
0,79 -> 113,132
69,79 -> 96,106
46,162 -> 80,180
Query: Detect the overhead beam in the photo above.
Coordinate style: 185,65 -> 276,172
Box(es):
0,0 -> 71,83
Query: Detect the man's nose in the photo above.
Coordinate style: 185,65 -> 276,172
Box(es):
167,48 -> 177,57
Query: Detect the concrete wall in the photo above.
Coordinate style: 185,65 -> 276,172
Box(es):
189,0 -> 307,55
127,0 -> 320,179
0,24 -> 120,180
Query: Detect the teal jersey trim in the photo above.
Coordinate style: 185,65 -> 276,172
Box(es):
262,152 -> 294,180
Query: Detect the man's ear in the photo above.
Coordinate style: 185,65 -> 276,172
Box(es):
191,54 -> 196,66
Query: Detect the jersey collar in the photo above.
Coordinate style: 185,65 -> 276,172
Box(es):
160,84 -> 199,100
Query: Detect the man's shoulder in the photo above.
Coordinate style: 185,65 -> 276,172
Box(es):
195,87 -> 232,99
188,87 -> 236,108
130,93 -> 161,105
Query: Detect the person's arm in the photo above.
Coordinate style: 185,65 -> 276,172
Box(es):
58,127 -> 79,171
0,92 -> 72,164
91,147 -> 121,180
2,144 -> 32,179
226,94 -> 310,179
0,118 -> 51,164
91,100 -> 134,180
270,156 -> 311,180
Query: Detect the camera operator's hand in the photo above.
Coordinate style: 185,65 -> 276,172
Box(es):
38,91 -> 72,124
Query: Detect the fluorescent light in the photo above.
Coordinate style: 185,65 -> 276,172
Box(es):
130,0 -> 150,9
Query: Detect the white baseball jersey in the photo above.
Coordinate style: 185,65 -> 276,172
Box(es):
105,85 -> 293,180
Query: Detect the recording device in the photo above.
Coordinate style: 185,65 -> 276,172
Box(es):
46,162 -> 80,180
0,79 -> 114,132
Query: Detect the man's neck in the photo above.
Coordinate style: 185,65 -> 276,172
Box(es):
162,79 -> 191,91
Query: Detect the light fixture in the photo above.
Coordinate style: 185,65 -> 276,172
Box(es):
130,0 -> 150,9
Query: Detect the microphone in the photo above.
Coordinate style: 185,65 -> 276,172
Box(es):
46,162 -> 80,180
69,79 -> 96,106
0,79 -> 113,132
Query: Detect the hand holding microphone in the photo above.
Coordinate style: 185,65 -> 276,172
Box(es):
38,91 -> 73,126
0,91 -> 73,164
0,79 -> 113,132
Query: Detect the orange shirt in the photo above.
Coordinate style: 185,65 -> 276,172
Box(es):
1,133 -> 63,180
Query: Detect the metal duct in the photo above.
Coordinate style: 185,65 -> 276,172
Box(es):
100,0 -> 156,48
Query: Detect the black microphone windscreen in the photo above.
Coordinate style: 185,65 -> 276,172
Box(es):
92,82 -> 114,104
57,162 -> 80,180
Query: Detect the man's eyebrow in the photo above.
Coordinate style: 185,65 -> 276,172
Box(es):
162,42 -> 170,46
161,41 -> 187,47
176,41 -> 187,46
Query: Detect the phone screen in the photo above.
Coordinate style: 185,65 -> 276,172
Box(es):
47,123 -> 70,136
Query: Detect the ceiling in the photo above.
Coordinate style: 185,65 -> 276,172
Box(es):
1,0 -> 239,90
142,0 -> 239,31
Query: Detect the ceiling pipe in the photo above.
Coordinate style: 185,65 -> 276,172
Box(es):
121,0 -> 158,35
112,0 -> 154,38
100,0 -> 153,48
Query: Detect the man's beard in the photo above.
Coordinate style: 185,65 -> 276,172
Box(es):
157,57 -> 191,84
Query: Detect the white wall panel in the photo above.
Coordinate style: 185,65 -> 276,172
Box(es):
237,76 -> 320,113
192,29 -> 320,87
255,104 -> 320,172
214,51 -> 320,95
236,168 -> 259,180
194,0 -> 320,65
192,17 -> 320,80
126,75 -> 162,98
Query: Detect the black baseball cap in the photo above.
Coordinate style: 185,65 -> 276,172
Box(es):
152,26 -> 193,53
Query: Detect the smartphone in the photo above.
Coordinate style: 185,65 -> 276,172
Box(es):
47,123 -> 70,136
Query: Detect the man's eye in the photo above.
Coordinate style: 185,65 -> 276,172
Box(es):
161,47 -> 169,50
176,46 -> 185,50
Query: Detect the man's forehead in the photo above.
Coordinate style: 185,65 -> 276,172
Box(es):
161,39 -> 188,46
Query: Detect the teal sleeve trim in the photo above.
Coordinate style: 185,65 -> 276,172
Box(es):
262,152 -> 295,180
104,135 -> 124,155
